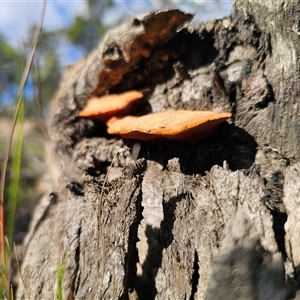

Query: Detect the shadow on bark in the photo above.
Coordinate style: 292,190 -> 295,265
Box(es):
138,123 -> 258,175
135,225 -> 161,300
135,193 -> 189,299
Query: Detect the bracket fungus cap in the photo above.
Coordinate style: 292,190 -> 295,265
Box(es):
106,110 -> 232,141
78,90 -> 144,121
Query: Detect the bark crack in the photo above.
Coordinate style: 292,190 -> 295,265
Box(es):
135,161 -> 164,299
67,222 -> 82,300
122,181 -> 143,299
261,170 -> 287,257
189,250 -> 200,300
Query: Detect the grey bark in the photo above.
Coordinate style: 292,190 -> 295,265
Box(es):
17,1 -> 300,299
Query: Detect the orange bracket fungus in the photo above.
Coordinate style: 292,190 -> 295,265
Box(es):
106,110 -> 232,141
78,90 -> 144,121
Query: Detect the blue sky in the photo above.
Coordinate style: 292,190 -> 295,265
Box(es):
0,1 -> 87,47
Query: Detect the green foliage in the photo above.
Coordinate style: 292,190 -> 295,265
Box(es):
29,29 -> 63,113
0,35 -> 25,98
0,35 -> 15,60
87,0 -> 113,17
0,0 -> 117,112
66,0 -> 113,53
36,29 -> 62,54
0,1 -> 115,115
66,15 -> 107,53
66,16 -> 107,53
34,52 -> 61,105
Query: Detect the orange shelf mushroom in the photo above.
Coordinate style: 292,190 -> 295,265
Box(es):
78,90 -> 144,121
106,110 -> 232,141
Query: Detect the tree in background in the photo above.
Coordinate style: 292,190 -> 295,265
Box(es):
0,36 -> 25,115
66,0 -> 113,53
0,0 -> 114,116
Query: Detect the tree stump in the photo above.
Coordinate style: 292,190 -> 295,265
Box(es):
17,1 -> 300,299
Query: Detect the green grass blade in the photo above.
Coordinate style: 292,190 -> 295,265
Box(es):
6,99 -> 24,250
56,261 -> 65,300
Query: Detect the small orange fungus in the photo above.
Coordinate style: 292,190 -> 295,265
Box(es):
106,110 -> 232,141
78,90 -> 144,121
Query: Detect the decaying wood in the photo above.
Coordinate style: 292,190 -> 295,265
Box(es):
17,1 -> 300,299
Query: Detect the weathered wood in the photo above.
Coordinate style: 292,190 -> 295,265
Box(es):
17,1 -> 300,299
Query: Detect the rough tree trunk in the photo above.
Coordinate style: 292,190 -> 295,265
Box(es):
17,1 -> 300,299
